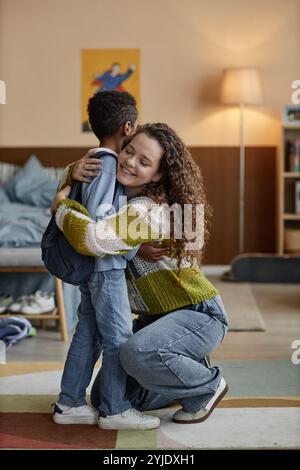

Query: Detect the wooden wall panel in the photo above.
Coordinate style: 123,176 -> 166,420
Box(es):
0,146 -> 277,264
244,147 -> 276,256
0,147 -> 87,167
191,147 -> 276,264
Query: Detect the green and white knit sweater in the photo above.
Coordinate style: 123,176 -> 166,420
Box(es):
55,197 -> 218,315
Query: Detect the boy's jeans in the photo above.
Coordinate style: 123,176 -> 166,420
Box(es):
58,270 -> 133,416
91,295 -> 228,413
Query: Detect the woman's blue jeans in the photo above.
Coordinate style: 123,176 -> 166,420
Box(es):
91,295 -> 228,413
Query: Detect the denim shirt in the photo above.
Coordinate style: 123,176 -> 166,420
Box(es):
81,148 -> 138,272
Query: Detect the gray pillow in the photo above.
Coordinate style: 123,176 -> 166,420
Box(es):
4,155 -> 58,207
0,185 -> 10,203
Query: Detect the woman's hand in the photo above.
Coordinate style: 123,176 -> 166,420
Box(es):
51,185 -> 71,213
72,148 -> 102,183
138,242 -> 170,262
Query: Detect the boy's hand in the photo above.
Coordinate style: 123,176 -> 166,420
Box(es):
72,148 -> 102,183
137,242 -> 170,262
51,185 -> 71,213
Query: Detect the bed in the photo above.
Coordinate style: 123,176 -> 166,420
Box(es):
0,148 -> 88,341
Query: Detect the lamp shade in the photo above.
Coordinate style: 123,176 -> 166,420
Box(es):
220,68 -> 262,105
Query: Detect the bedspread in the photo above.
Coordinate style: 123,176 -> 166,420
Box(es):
0,202 -> 51,247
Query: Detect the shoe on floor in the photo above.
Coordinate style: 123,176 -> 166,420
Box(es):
53,403 -> 99,424
98,408 -> 160,430
173,377 -> 228,424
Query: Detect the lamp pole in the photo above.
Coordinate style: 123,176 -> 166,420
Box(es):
239,103 -> 245,254
220,68 -> 262,256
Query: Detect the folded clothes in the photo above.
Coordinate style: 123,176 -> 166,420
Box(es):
0,316 -> 36,348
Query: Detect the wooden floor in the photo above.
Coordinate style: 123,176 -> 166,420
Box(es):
213,282 -> 300,361
5,267 -> 300,363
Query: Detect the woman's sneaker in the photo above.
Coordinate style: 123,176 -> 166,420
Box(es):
173,377 -> 228,424
98,408 -> 160,430
53,403 -> 99,424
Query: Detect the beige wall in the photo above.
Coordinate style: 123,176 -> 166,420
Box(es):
0,0 -> 299,147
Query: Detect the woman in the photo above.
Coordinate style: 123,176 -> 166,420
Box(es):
54,123 -> 228,424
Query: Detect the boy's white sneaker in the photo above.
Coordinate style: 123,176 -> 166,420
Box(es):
98,408 -> 160,430
53,403 -> 99,424
173,377 -> 228,424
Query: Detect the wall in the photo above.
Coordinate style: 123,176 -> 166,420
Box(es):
0,0 -> 299,147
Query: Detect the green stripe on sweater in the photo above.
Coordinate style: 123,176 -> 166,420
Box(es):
62,212 -> 95,256
129,268 -> 218,315
107,207 -> 160,246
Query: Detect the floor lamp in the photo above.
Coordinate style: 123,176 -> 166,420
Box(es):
220,68 -> 263,254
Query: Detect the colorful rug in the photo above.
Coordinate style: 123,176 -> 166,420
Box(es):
1,361 -> 299,449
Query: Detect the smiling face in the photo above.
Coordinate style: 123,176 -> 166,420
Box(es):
117,132 -> 163,188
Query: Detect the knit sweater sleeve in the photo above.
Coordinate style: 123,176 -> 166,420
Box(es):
55,197 -> 165,256
56,162 -> 76,192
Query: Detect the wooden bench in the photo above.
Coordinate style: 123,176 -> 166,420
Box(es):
0,248 -> 68,341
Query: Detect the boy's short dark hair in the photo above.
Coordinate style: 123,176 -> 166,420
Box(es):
88,90 -> 137,140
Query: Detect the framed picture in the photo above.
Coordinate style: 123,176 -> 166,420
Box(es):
282,105 -> 300,125
81,49 -> 140,132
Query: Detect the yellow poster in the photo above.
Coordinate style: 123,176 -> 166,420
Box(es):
81,49 -> 140,132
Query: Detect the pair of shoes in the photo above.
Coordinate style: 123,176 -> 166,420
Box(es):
9,291 -> 55,314
173,377 -> 228,424
98,408 -> 160,430
9,295 -> 29,312
53,403 -> 99,424
21,291 -> 55,314
0,293 -> 13,313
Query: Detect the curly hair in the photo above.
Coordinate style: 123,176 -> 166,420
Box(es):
125,123 -> 212,267
88,90 -> 137,141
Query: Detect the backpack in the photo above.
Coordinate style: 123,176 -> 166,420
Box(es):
41,180 -> 95,286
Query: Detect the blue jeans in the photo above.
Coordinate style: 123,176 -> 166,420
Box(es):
59,270 -> 133,416
91,295 -> 228,413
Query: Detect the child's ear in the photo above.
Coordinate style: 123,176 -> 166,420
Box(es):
124,121 -> 133,136
152,172 -> 162,183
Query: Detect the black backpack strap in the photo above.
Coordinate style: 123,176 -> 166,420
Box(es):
69,181 -> 83,203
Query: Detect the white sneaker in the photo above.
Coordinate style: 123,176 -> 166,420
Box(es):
21,291 -> 55,314
9,295 -> 32,312
53,403 -> 99,425
173,377 -> 228,424
0,293 -> 13,313
98,408 -> 160,430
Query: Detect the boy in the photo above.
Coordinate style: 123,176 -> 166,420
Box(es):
53,91 -> 160,430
